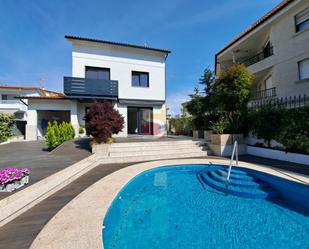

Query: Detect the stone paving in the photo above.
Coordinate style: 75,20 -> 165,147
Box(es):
0,138 -> 91,200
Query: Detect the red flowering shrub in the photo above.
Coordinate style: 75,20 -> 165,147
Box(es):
85,102 -> 124,143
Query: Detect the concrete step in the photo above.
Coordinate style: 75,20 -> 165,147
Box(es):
110,140 -> 205,148
98,151 -> 209,163
109,143 -> 207,153
109,147 -> 208,157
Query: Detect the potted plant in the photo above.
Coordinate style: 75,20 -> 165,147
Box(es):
78,127 -> 85,137
85,102 -> 124,154
0,167 -> 30,192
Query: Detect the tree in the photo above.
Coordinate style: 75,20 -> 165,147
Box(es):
213,64 -> 254,133
85,101 -> 124,143
186,67 -> 217,130
214,64 -> 254,112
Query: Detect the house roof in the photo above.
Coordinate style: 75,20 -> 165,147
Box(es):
0,85 -> 41,91
216,0 -> 295,56
0,84 -> 66,99
65,35 -> 171,54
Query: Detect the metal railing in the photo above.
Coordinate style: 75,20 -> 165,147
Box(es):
250,87 -> 276,100
226,140 -> 238,183
63,76 -> 118,99
239,46 -> 274,67
249,94 -> 308,109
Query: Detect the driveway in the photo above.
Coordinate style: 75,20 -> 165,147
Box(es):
0,138 -> 92,200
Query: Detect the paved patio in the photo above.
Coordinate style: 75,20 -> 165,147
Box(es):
0,138 -> 91,200
0,162 -> 132,249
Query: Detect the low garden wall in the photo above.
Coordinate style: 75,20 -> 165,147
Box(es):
247,146 -> 309,166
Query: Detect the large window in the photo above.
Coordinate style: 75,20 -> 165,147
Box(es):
295,8 -> 309,32
85,66 -> 110,80
298,58 -> 309,80
132,71 -> 149,87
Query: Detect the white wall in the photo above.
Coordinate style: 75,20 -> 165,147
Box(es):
71,41 -> 166,101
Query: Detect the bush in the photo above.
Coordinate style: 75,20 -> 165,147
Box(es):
169,117 -> 193,136
248,106 -> 309,154
248,106 -> 284,147
210,117 -> 228,134
45,121 -> 75,150
79,127 -> 84,134
0,113 -> 15,143
85,102 -> 124,143
277,106 -> 309,154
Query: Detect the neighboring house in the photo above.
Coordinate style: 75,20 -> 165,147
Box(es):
0,85 -> 59,136
181,101 -> 191,117
21,35 -> 170,140
215,0 -> 309,106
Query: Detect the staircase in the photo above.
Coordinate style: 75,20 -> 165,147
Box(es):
200,168 -> 278,199
96,139 -> 211,163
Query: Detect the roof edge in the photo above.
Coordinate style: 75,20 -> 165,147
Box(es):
65,35 -> 171,54
216,0 -> 295,56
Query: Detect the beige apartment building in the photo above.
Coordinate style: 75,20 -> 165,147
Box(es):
215,0 -> 309,106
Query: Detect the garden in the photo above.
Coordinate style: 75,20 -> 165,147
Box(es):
169,64 -> 309,156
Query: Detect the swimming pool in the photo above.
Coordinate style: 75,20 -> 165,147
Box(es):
103,164 -> 309,249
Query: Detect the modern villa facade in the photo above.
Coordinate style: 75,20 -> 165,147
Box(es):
22,36 -> 170,140
215,0 -> 309,106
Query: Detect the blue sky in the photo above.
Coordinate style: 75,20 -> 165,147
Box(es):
0,0 -> 282,114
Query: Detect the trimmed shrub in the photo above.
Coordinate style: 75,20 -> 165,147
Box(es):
45,121 -> 75,150
85,102 -> 124,143
79,127 -> 84,134
0,113 -> 15,143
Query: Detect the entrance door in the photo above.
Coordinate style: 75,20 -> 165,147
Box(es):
128,107 -> 153,135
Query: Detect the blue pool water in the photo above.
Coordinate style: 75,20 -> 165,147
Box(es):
103,165 -> 309,249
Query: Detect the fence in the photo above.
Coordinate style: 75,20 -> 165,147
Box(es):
248,94 -> 308,109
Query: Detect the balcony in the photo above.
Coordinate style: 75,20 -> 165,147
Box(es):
239,46 -> 274,67
0,100 -> 27,112
250,87 -> 276,100
63,77 -> 118,100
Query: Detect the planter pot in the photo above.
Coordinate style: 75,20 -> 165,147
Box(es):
209,134 -> 246,156
203,130 -> 213,141
91,143 -> 111,155
4,183 -> 15,192
0,176 -> 30,192
247,146 -> 309,166
193,130 -> 204,139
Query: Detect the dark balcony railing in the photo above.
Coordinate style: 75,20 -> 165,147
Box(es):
250,87 -> 276,100
64,77 -> 118,99
240,46 -> 274,67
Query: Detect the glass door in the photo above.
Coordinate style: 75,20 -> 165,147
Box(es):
128,107 -> 153,135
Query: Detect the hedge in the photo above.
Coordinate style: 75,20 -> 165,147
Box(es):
0,113 -> 15,143
249,106 -> 309,154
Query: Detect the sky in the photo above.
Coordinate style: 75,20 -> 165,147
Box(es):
0,0 -> 283,115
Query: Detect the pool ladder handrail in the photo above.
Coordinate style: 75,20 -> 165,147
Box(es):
226,140 -> 238,182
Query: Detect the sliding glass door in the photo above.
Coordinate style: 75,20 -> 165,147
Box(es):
128,107 -> 153,135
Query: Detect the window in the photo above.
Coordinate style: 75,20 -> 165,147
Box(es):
132,71 -> 149,87
298,58 -> 309,80
2,94 -> 8,100
295,8 -> 309,32
85,67 -> 110,80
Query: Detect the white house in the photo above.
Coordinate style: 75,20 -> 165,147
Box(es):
22,36 -> 170,140
0,85 -> 61,137
216,0 -> 309,107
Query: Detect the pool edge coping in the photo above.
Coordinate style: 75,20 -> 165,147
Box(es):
29,158 -> 309,249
